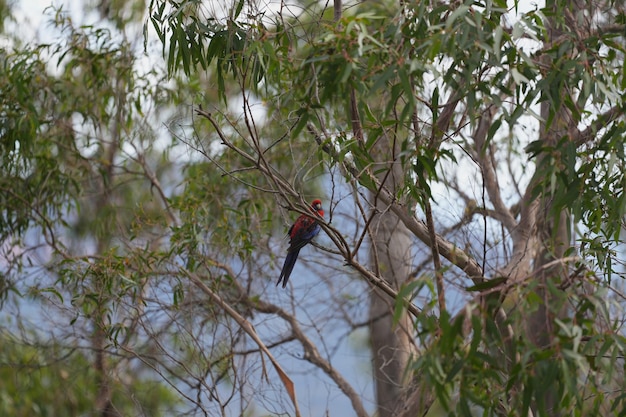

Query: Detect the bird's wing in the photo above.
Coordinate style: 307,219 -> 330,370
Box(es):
288,216 -> 320,252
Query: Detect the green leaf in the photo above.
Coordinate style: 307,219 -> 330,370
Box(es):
233,0 -> 245,19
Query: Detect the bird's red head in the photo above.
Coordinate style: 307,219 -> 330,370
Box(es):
310,199 -> 324,217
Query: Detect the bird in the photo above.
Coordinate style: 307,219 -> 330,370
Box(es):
276,199 -> 324,288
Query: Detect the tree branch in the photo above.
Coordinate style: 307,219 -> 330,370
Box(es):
207,260 -> 370,417
573,105 -> 623,147
472,105 -> 517,233
183,268 -> 303,417
306,123 -> 485,283
196,108 -> 423,315
248,298 -> 370,417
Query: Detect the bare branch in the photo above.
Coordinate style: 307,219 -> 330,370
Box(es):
424,199 -> 446,313
247,297 -> 370,417
183,268 -> 303,417
208,261 -> 370,417
473,105 -> 517,232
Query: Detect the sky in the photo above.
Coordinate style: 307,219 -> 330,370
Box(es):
10,0 -> 79,38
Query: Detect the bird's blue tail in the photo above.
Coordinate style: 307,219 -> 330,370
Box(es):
276,249 -> 301,288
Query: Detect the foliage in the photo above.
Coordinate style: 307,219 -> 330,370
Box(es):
0,330 -> 179,417
3,0 -> 626,416
149,0 -> 626,415
0,5 -> 182,415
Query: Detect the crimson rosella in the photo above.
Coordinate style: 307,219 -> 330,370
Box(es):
276,199 -> 324,288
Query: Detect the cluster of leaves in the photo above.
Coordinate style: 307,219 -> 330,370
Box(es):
0,46 -> 81,241
409,280 -> 626,416
0,330 -> 179,416
0,8 -> 168,251
149,0 -> 288,102
0,6 -> 189,415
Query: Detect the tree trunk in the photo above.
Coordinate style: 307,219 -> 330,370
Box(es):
369,136 -> 416,417
526,2 -> 579,414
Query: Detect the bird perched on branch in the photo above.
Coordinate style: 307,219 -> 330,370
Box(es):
276,199 -> 324,288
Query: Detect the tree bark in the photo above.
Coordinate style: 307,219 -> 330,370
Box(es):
369,135 -> 417,417
526,2 -> 580,414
